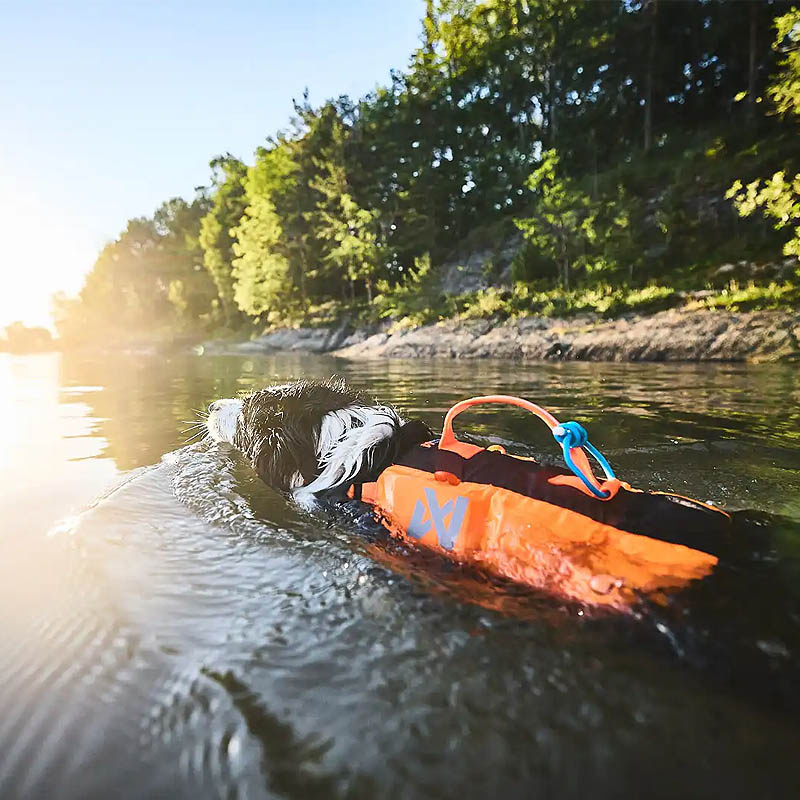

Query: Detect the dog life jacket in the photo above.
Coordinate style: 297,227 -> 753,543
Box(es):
350,396 -> 731,609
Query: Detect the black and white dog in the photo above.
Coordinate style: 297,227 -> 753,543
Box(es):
205,379 -> 431,505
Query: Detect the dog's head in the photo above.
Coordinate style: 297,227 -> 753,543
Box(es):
206,378 -> 430,498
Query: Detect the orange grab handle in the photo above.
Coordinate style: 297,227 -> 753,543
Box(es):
439,395 -> 603,493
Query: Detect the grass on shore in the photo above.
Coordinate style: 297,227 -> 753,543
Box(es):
253,279 -> 798,338
366,280 -> 799,331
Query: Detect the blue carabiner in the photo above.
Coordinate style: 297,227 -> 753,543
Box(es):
552,421 -> 616,499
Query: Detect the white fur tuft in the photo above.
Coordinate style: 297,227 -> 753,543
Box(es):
206,399 -> 243,444
296,404 -> 401,498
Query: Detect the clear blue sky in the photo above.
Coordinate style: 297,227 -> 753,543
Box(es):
0,0 -> 425,327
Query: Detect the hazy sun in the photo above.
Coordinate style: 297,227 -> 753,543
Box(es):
0,177 -> 97,330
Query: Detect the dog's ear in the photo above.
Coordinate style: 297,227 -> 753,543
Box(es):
250,423 -> 318,492
235,388 -> 325,491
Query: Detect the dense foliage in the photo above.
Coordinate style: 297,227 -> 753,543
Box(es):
727,8 -> 800,259
56,0 -> 800,343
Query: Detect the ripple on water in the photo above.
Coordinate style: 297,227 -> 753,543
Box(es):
3,422 -> 800,798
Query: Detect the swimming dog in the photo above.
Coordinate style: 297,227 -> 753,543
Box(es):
205,378 -> 431,505
205,378 -> 730,608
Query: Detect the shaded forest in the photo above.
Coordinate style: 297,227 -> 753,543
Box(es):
55,0 -> 800,344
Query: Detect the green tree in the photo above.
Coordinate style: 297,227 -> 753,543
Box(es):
231,144 -> 298,318
514,149 -> 597,288
309,116 -> 383,302
57,194 -> 216,341
727,9 -> 800,260
199,155 -> 248,325
280,98 -> 346,301
154,196 -> 218,324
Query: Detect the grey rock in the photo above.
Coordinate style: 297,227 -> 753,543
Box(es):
196,309 -> 800,363
439,234 -> 523,296
334,309 -> 800,363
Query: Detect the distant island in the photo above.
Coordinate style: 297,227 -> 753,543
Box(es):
0,322 -> 54,354
52,1 -> 800,356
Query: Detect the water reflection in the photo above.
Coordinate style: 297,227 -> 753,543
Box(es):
1,351 -> 799,799
57,350 -> 800,515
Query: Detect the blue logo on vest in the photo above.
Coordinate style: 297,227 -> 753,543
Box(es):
407,488 -> 469,550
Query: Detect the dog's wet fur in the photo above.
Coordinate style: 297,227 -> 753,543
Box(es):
206,378 -> 431,503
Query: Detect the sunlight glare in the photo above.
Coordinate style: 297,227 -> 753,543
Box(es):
0,175 -> 98,329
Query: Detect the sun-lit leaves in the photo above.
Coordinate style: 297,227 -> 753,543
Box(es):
727,172 -> 800,258
728,9 -> 800,264
769,8 -> 800,119
198,155 -> 248,325
230,146 -> 299,319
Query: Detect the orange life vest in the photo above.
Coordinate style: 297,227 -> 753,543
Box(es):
351,396 -> 731,610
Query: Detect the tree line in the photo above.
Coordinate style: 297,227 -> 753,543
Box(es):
55,0 -> 800,343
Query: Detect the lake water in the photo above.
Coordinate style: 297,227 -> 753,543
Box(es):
1,350 -> 800,799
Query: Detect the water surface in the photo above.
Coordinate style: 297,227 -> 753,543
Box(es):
1,351 -> 799,799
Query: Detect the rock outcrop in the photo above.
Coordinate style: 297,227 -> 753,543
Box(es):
334,309 -> 800,362
199,308 -> 800,362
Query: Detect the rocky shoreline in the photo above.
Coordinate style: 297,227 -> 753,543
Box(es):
199,308 -> 800,363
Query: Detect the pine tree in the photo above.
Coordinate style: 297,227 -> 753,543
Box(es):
514,149 -> 597,288
198,155 -> 248,325
308,115 -> 383,303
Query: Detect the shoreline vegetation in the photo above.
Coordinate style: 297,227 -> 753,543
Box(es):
49,2 -> 800,362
